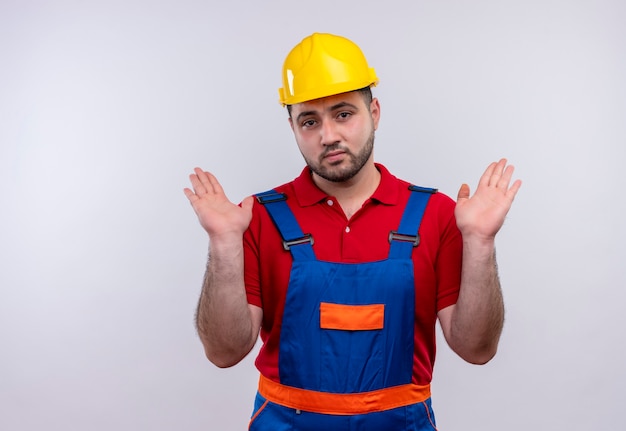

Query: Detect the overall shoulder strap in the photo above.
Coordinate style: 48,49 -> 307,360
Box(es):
388,185 -> 437,259
255,190 -> 316,261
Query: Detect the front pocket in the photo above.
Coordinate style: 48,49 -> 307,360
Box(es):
319,302 -> 386,392
248,397 -> 269,430
249,395 -> 296,431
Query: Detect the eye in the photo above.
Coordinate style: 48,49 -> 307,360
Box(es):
301,119 -> 317,129
336,111 -> 352,121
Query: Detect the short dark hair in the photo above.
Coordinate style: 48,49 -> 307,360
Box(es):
286,86 -> 373,117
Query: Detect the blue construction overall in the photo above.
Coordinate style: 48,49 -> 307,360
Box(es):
249,186 -> 438,431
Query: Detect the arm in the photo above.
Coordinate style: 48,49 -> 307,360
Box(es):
438,159 -> 521,364
184,168 -> 262,368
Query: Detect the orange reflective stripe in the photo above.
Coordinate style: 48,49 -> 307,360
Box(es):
258,375 -> 430,415
248,399 -> 269,429
320,302 -> 384,330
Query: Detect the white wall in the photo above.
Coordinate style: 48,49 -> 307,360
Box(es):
1,0 -> 624,429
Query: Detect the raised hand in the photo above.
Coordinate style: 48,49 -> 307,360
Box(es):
455,159 -> 522,241
183,168 -> 254,239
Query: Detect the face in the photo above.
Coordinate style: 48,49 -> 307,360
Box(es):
289,91 -> 380,183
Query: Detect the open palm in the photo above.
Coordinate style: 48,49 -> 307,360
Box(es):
184,168 -> 254,238
455,159 -> 522,241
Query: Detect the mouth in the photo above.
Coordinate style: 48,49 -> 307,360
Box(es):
322,149 -> 347,163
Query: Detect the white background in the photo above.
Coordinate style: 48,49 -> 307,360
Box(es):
1,0 -> 625,429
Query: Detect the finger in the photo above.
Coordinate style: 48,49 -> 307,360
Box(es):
193,167 -> 212,191
241,195 -> 255,212
506,179 -> 522,200
497,164 -> 515,190
188,172 -> 207,195
194,168 -> 225,197
478,161 -> 498,188
457,183 -> 471,201
489,158 -> 509,187
203,171 -> 225,196
183,187 -> 199,203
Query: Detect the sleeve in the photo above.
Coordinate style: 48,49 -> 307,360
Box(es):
434,194 -> 463,312
243,201 -> 263,308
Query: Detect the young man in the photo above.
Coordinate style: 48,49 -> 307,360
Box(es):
184,33 -> 521,430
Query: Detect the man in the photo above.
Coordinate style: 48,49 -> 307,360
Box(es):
184,33 -> 521,430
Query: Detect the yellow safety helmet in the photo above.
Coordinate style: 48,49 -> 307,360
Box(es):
278,33 -> 379,106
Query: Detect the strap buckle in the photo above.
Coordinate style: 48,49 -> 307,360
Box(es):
256,192 -> 287,204
408,185 -> 438,194
283,234 -> 314,251
388,231 -> 420,247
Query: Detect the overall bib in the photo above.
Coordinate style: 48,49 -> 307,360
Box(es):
249,187 -> 438,431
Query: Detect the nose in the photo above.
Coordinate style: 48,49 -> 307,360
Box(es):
319,120 -> 340,146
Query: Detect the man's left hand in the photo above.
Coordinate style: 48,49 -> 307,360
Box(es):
455,158 -> 522,241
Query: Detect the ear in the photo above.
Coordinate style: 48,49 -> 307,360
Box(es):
288,116 -> 294,131
370,98 -> 381,130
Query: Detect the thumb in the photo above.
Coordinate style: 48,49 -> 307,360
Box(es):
241,195 -> 255,212
457,183 -> 471,201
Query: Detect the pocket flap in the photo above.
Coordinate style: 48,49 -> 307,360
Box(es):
319,302 -> 384,330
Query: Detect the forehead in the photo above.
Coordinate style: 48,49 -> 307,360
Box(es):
289,91 -> 365,117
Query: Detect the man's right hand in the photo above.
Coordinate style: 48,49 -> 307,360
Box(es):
183,168 -> 254,239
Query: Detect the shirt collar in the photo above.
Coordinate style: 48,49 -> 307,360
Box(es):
292,163 -> 400,207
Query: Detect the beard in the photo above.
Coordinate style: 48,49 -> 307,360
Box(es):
304,130 -> 375,183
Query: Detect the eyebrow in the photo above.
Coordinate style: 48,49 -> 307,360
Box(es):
295,101 -> 359,123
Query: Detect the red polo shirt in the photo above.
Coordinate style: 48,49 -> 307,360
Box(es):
243,164 -> 462,386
